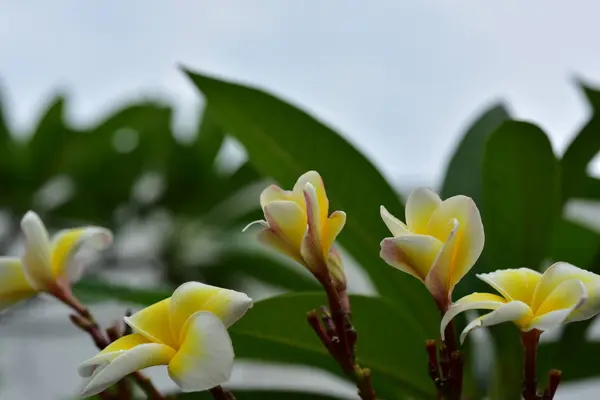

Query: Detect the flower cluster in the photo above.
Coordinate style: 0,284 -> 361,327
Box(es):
3,170 -> 599,400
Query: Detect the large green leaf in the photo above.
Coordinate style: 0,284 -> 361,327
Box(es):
183,69 -> 438,333
441,103 -> 510,204
483,121 -> 560,270
230,293 -> 436,399
482,121 -> 560,398
560,83 -> 600,203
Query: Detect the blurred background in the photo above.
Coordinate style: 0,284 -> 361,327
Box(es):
2,1 -> 600,399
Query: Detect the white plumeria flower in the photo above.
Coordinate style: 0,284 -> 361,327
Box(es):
0,211 -> 112,309
78,281 -> 253,397
380,188 -> 484,309
441,262 -> 600,344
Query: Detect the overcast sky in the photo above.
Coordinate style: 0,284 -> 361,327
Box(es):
1,0 -> 600,189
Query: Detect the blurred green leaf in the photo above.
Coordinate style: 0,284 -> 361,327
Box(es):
183,69 -> 438,333
230,293 -> 435,399
196,105 -> 225,168
73,279 -> 170,305
201,251 -> 321,292
441,103 -> 510,204
561,82 -> 600,203
27,95 -> 71,186
482,121 -> 560,399
176,390 -> 346,400
549,219 -> 600,269
483,121 -> 560,270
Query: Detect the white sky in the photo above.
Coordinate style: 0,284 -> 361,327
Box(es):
1,0 -> 600,189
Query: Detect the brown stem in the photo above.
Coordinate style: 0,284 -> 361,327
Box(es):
209,385 -> 236,400
521,329 -> 541,400
309,269 -> 377,400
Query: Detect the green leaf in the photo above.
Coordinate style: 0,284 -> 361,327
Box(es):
73,279 -> 170,305
441,103 -> 511,204
230,293 -> 436,399
183,68 -> 438,333
196,105 -> 225,168
176,390 -> 346,400
560,82 -> 600,203
27,95 -> 71,186
483,121 -> 560,270
482,121 -> 560,398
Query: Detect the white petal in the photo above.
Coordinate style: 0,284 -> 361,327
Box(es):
260,185 -> 290,208
20,211 -> 53,290
531,279 -> 587,330
460,301 -> 532,344
380,206 -> 409,236
532,262 -> 600,322
79,343 -> 175,398
170,282 -> 253,342
440,292 -> 507,340
477,268 -> 542,304
51,227 -> 113,283
168,312 -> 234,392
405,187 -> 442,234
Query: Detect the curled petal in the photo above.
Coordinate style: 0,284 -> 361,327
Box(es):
170,282 -> 252,342
303,182 -> 324,245
380,234 -> 443,281
257,228 -> 303,263
405,188 -> 441,234
460,301 -> 532,344
125,299 -> 177,348
380,206 -> 409,236
168,312 -> 234,392
441,292 -> 507,339
79,342 -> 175,398
427,195 -> 484,289
20,211 -> 52,290
322,211 -> 346,258
260,185 -> 290,209
293,171 -> 328,224
532,262 -> 600,321
0,257 -> 35,310
263,201 -> 306,250
51,227 -> 112,283
78,334 -> 151,377
425,219 -> 459,301
531,279 -> 586,330
242,219 -> 268,233
477,268 -> 542,304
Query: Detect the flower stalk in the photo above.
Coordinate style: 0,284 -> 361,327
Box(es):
209,386 -> 237,400
307,267 -> 376,400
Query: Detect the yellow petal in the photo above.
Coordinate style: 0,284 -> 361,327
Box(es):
425,219 -> 459,301
440,292 -> 507,339
531,262 -> 600,321
477,268 -> 542,304
460,301 -> 532,344
170,282 -> 253,343
529,279 -> 586,331
79,334 -> 152,377
321,211 -> 346,258
20,211 -> 53,290
0,257 -> 35,310
124,298 -> 177,348
427,195 -> 484,289
168,312 -> 234,392
79,342 -> 175,398
303,182 -> 324,246
380,206 -> 409,236
50,227 -> 112,283
257,228 -> 303,263
263,200 -> 307,250
260,185 -> 291,208
293,171 -> 328,226
405,188 -> 441,234
380,234 -> 443,281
